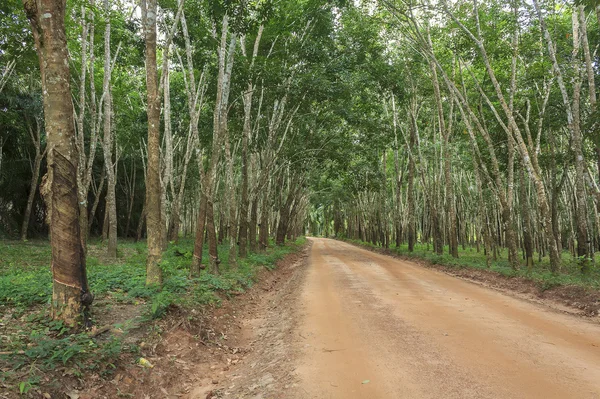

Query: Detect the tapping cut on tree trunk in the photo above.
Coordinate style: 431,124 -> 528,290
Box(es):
23,0 -> 92,327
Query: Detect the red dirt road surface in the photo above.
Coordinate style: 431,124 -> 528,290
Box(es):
293,238 -> 600,398
195,238 -> 600,399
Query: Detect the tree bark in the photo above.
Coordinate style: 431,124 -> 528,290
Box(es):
407,101 -> 417,252
519,166 -> 534,269
206,199 -> 219,274
142,0 -> 162,286
88,167 -> 105,235
136,198 -> 146,242
21,118 -> 45,241
24,0 -> 92,327
532,0 -> 586,272
238,27 -> 263,257
259,183 -> 270,251
190,192 -> 208,276
249,197 -> 258,252
102,1 -> 117,258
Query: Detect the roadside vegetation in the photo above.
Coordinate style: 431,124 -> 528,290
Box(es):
0,238 -> 305,396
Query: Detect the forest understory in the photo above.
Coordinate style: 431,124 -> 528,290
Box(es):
0,238 -> 307,398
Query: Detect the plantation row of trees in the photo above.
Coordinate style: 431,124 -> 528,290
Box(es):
2,0 -> 600,324
1,0 -> 365,326
312,0 -> 600,276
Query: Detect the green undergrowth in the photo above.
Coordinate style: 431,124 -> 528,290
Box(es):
345,238 -> 600,291
0,236 -> 305,394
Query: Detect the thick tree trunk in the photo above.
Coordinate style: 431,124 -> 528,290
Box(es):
142,0 -> 162,286
24,0 -> 92,327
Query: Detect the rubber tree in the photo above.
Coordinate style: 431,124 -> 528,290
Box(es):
142,0 -> 163,286
23,0 -> 93,326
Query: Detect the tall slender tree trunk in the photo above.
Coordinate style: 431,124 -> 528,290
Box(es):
24,0 -> 92,326
259,183 -> 269,251
76,3 -> 90,248
102,4 -> 117,258
238,28 -> 263,257
391,96 -> 403,248
224,131 -> 237,266
124,163 -> 136,237
206,199 -> 219,274
426,43 -> 457,258
532,0 -> 583,272
519,166 -> 534,269
407,105 -> 417,252
193,14 -> 236,273
239,121 -> 250,257
249,197 -> 258,252
168,128 -> 194,243
276,179 -> 297,246
161,51 -> 173,250
88,167 -> 105,235
142,0 -> 162,286
190,192 -> 207,276
136,198 -> 146,242
21,118 -> 45,241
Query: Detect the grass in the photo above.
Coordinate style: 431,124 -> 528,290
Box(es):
345,239 -> 600,290
0,236 -> 306,394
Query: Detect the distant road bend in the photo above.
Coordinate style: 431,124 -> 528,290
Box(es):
292,238 -> 600,399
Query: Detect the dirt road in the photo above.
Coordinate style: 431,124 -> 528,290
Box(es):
199,238 -> 600,399
290,238 -> 600,399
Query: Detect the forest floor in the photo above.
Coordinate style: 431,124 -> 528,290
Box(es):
0,237 -> 306,398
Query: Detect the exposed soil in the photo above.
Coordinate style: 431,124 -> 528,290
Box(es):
347,240 -> 600,318
77,243 -> 311,399
288,238 -> 600,398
